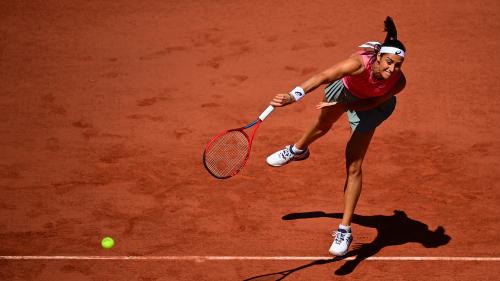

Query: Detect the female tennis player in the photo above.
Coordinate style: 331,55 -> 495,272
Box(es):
266,17 -> 407,256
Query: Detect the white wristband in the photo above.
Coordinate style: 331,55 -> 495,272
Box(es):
289,86 -> 305,101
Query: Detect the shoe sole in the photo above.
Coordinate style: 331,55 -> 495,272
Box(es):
329,249 -> 348,256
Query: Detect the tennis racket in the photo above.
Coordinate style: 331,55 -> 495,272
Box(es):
203,105 -> 274,179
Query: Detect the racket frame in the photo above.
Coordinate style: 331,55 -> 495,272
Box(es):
203,120 -> 261,179
203,105 -> 273,179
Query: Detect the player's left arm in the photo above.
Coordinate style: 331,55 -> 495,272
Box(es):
346,74 -> 406,111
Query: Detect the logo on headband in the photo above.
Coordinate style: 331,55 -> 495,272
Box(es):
395,50 -> 401,55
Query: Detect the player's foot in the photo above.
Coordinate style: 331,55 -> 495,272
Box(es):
266,145 -> 310,167
329,228 -> 353,256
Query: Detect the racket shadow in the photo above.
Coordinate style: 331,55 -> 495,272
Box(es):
244,210 -> 451,279
243,258 -> 343,281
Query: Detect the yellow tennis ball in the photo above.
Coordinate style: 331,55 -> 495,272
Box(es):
101,237 -> 115,249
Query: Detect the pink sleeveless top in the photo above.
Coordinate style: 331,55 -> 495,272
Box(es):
342,52 -> 402,98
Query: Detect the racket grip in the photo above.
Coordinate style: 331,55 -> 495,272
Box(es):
258,105 -> 274,121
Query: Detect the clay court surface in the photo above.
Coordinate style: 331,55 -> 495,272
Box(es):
1,0 -> 500,280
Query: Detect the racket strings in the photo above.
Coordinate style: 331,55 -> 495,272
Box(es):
204,130 -> 250,178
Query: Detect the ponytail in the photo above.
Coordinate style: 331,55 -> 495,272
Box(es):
362,16 -> 407,62
384,17 -> 398,43
381,16 -> 406,52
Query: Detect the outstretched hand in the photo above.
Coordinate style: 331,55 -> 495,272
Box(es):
315,101 -> 337,109
270,93 -> 294,107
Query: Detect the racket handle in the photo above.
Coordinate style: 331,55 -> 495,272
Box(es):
258,105 -> 274,121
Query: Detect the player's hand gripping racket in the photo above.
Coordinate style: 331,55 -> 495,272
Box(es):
203,105 -> 274,179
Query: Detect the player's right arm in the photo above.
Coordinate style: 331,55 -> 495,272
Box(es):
271,54 -> 364,107
300,55 -> 364,93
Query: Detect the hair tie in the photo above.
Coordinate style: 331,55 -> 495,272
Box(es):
359,41 -> 382,53
359,41 -> 404,57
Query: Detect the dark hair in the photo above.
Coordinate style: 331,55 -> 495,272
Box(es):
366,17 -> 406,64
380,16 -> 406,52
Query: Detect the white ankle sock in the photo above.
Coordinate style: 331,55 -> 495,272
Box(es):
291,145 -> 305,154
338,224 -> 351,232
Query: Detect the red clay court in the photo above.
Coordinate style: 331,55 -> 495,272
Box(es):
1,1 -> 499,280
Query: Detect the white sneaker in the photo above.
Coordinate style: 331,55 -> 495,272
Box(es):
329,228 -> 353,256
266,145 -> 310,167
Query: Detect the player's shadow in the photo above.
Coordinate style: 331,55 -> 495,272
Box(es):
244,210 -> 451,280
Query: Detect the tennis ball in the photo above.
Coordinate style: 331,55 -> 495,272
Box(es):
101,237 -> 115,249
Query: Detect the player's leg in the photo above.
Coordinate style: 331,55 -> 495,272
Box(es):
266,78 -> 351,167
341,96 -> 396,222
266,103 -> 345,167
295,103 -> 345,149
329,129 -> 375,256
342,129 -> 375,225
329,96 -> 396,256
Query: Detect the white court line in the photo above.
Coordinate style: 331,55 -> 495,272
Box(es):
0,256 -> 499,261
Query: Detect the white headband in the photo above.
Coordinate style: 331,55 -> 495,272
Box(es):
380,46 -> 405,57
359,41 -> 405,58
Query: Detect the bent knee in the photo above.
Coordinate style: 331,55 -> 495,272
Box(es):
346,161 -> 363,177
